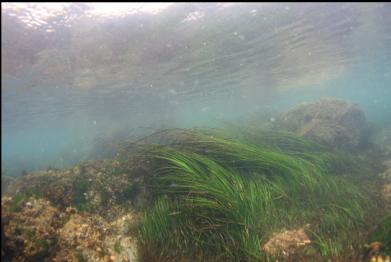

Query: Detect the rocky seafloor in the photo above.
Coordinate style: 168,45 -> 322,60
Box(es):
1,159 -> 142,262
2,98 -> 391,262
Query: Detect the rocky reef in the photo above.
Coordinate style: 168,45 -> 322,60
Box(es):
1,158 -> 144,262
4,158 -> 149,220
278,97 -> 369,150
2,98 -> 391,261
1,196 -> 138,262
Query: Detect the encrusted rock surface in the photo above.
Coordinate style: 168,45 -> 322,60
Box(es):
1,195 -> 139,262
262,226 -> 311,258
1,156 -> 145,261
4,158 -> 148,221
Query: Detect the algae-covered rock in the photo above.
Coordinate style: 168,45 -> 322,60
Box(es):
278,97 -> 369,150
262,226 -> 312,258
3,158 -> 148,220
1,195 -> 140,262
1,156 -> 146,261
1,197 -> 65,261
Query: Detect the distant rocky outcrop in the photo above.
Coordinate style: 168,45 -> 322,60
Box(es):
278,97 -> 369,150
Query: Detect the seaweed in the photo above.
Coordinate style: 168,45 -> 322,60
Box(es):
8,190 -> 41,212
117,183 -> 141,204
114,240 -> 122,253
9,193 -> 29,213
23,228 -> 36,240
71,174 -> 93,212
76,252 -> 86,262
29,238 -> 57,262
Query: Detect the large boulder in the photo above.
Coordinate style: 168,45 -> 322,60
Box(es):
278,97 -> 369,150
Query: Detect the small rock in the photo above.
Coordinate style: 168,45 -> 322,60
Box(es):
263,227 -> 311,257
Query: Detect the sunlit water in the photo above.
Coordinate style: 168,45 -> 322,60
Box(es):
2,3 -> 391,176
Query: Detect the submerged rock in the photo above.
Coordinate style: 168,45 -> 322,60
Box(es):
1,196 -> 140,261
262,226 -> 311,257
278,97 -> 369,150
3,158 -> 148,220
1,157 -> 146,261
1,197 -> 65,261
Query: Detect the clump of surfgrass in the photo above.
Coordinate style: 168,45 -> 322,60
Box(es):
122,127 -> 369,177
139,152 -> 275,261
135,128 -> 370,261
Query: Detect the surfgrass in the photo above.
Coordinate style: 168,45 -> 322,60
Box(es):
135,128 -> 370,261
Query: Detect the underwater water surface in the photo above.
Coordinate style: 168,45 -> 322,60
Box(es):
2,2 -> 391,175
1,3 -> 391,262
